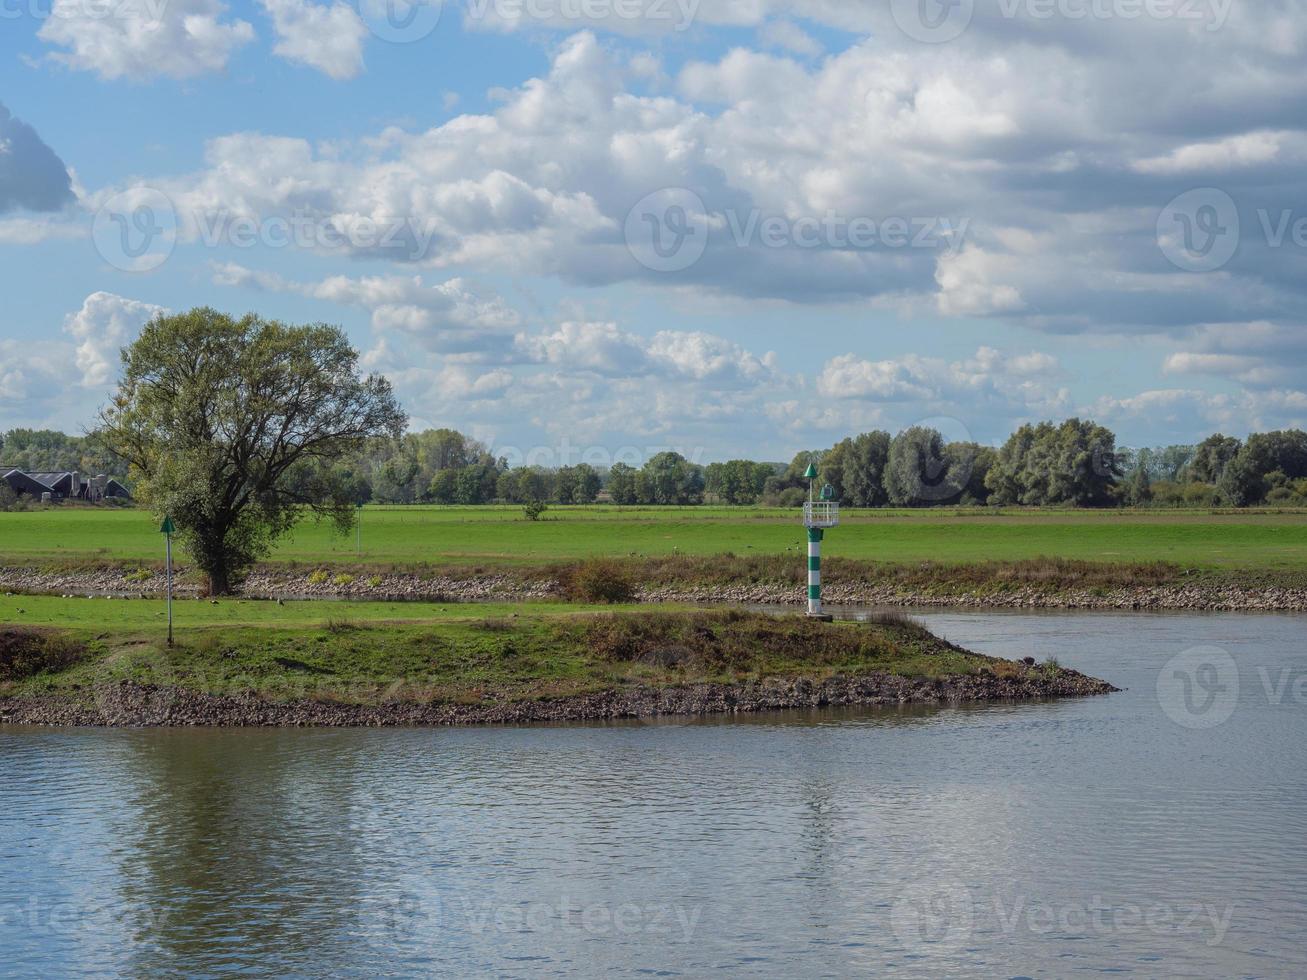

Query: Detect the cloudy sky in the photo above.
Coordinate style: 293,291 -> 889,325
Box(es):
1,0 -> 1305,462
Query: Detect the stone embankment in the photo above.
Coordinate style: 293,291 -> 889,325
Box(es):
2,565 -> 1303,611
0,668 -> 1117,728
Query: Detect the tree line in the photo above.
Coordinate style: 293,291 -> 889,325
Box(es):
8,420 -> 1307,512
304,419 -> 1307,510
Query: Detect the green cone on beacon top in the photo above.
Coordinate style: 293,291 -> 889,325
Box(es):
803,462 -> 819,480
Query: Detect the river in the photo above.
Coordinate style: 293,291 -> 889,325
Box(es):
1,610 -> 1305,977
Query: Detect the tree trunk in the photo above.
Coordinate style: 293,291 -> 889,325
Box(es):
206,564 -> 233,597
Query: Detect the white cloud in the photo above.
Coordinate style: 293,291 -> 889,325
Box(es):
259,0 -> 369,79
1133,131 -> 1292,175
63,292 -> 167,388
817,347 -> 1068,422
39,0 -> 255,80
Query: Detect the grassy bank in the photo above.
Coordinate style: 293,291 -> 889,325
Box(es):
0,607 -> 1114,726
2,505 -> 1306,569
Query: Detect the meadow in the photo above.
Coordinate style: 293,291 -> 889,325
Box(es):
1,504 -> 1306,570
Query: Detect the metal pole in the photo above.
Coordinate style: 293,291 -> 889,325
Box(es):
357,506 -> 362,554
165,532 -> 173,648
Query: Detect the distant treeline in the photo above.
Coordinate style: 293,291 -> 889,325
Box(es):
322,421 -> 1307,509
0,429 -> 129,480
5,422 -> 1306,510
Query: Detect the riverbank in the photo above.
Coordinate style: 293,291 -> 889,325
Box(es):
4,557 -> 1305,611
0,610 -> 1116,727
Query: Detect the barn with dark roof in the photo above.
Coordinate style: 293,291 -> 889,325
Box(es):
1,469 -> 131,502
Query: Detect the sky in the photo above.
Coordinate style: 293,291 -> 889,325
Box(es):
1,0 -> 1305,465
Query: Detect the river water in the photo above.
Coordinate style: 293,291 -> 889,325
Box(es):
1,610 -> 1305,978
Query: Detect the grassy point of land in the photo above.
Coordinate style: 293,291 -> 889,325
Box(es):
0,606 -> 1092,714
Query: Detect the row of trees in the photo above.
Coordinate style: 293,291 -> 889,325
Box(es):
334,420 -> 1307,510
11,421 -> 1307,512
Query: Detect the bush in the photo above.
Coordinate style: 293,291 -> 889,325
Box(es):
562,560 -> 637,604
332,573 -> 355,587
523,500 -> 548,521
307,569 -> 330,585
0,629 -> 86,681
366,575 -> 383,588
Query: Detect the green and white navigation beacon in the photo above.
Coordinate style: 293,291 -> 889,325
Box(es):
801,462 -> 839,618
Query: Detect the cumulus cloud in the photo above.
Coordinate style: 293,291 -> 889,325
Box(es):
0,103 -> 75,214
213,263 -> 522,356
38,0 -> 254,80
63,291 -> 167,388
259,0 -> 369,79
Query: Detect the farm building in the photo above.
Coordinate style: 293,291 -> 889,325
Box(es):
0,469 -> 131,502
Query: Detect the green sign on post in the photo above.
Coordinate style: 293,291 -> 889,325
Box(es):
160,517 -> 175,647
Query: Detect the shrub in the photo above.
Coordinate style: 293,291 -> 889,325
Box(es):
523,500 -> 548,521
366,575 -> 383,588
0,629 -> 86,681
562,560 -> 638,604
307,569 -> 330,585
332,573 -> 355,587
124,568 -> 153,584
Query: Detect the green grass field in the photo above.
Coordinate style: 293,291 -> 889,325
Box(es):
2,505 -> 1306,570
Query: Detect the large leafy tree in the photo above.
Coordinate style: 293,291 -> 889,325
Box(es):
986,419 -> 1121,507
1186,434 -> 1241,484
885,426 -> 966,506
100,308 -> 406,594
639,452 -> 705,505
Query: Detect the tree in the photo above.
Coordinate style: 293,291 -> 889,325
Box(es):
555,463 -> 601,504
1217,431 -> 1307,506
1186,434 -> 1241,484
885,427 -> 963,506
608,462 -> 639,505
639,452 -> 705,505
985,419 -> 1120,507
100,308 -> 406,595
841,432 -> 892,507
1218,452 -> 1264,507
950,442 -> 995,505
1125,464 -> 1153,506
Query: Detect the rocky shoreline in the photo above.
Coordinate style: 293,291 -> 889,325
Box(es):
2,564 -> 1304,612
0,668 -> 1117,728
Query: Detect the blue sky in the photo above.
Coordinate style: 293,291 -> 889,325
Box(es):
1,0 -> 1305,463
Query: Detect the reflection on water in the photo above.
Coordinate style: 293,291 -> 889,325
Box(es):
2,611 -> 1306,977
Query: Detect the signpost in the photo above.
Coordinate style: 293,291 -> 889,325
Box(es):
160,516 -> 175,647
356,502 -> 363,554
